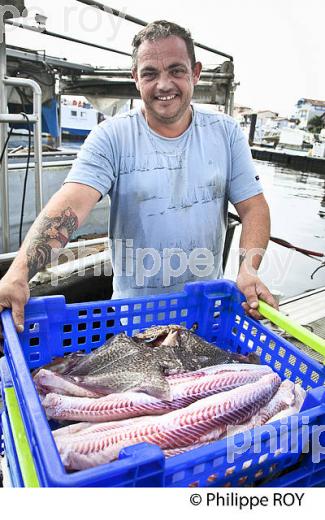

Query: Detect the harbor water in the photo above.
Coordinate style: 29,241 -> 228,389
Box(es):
225,160 -> 325,299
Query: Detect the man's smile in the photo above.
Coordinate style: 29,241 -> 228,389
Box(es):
155,94 -> 178,101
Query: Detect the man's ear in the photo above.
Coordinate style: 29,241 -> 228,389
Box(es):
192,61 -> 202,85
132,68 -> 140,91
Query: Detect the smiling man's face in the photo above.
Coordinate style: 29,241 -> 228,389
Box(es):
132,35 -> 201,133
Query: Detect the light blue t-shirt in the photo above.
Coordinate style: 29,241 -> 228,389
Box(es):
65,104 -> 262,299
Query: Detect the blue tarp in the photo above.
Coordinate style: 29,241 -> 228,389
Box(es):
42,98 -> 59,138
8,98 -> 60,138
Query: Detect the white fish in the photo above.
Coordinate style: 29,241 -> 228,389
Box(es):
167,363 -> 271,385
266,383 -> 306,423
221,379 -> 302,437
43,366 -> 272,423
56,372 -> 281,470
53,416 -> 149,441
34,369 -> 102,398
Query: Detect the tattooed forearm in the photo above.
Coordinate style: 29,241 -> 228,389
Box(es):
26,207 -> 78,280
27,242 -> 52,280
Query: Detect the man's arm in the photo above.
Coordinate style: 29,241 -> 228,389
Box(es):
234,193 -> 277,319
0,182 -> 101,331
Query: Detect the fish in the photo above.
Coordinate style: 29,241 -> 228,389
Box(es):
133,325 -> 185,345
55,372 -> 281,470
167,362 -> 270,385
221,379 -> 297,438
162,380 -> 306,458
218,379 -> 306,439
42,365 -> 272,423
266,383 -> 306,423
33,369 -> 103,398
32,352 -> 87,377
173,328 -> 260,370
135,325 -> 260,369
70,340 -> 182,400
34,324 -> 260,400
43,391 -> 171,423
68,333 -> 144,376
53,416 -> 149,442
34,331 -> 183,400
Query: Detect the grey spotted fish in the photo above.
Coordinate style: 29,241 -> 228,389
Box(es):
69,332 -> 182,400
134,325 -> 260,370
34,331 -> 182,400
133,325 -> 185,345
174,328 -> 260,370
68,333 -> 142,376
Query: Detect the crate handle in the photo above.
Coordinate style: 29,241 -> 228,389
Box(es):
4,387 -> 40,487
258,300 -> 325,360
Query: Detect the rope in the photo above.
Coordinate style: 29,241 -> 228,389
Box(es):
228,211 -> 325,279
228,211 -> 325,259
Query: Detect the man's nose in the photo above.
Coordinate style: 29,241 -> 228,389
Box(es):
156,71 -> 173,91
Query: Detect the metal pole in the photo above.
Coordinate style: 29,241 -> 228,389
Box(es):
0,32 -> 9,253
249,114 -> 257,146
0,113 -> 38,123
6,19 -> 131,58
228,83 -> 236,117
33,81 -> 42,214
56,93 -> 62,149
76,0 -> 234,61
4,77 -> 43,213
224,89 -> 230,115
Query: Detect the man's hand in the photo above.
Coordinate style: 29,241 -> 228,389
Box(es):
0,277 -> 30,332
234,193 -> 276,319
236,270 -> 278,320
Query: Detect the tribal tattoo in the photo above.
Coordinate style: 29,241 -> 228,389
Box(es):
26,207 -> 78,280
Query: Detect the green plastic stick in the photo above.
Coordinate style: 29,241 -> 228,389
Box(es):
4,387 -> 40,488
258,300 -> 325,359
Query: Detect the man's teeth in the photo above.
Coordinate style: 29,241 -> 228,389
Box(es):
157,95 -> 176,101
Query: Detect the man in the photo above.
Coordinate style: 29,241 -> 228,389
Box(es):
0,20 -> 276,332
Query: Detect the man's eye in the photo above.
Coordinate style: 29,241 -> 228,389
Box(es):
142,72 -> 156,79
172,69 -> 185,77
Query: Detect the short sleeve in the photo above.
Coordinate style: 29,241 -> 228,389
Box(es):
228,122 -> 263,204
64,123 -> 116,198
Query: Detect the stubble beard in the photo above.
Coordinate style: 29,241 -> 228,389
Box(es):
145,93 -> 192,127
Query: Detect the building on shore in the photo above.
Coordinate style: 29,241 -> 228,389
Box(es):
295,98 -> 325,129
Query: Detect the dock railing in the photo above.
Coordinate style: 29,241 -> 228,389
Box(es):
0,31 -> 43,253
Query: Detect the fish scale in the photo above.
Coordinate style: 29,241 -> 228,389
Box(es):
57,373 -> 281,470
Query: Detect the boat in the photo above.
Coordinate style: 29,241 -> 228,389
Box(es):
61,97 -> 101,139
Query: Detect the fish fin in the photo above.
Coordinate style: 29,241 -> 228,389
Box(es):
139,376 -> 172,401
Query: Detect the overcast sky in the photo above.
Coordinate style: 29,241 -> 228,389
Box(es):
5,0 -> 325,117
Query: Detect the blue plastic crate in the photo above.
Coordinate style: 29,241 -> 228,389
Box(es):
265,456 -> 325,487
1,411 -> 24,487
1,279 -> 325,487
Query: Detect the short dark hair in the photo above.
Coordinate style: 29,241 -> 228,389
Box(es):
132,20 -> 196,70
